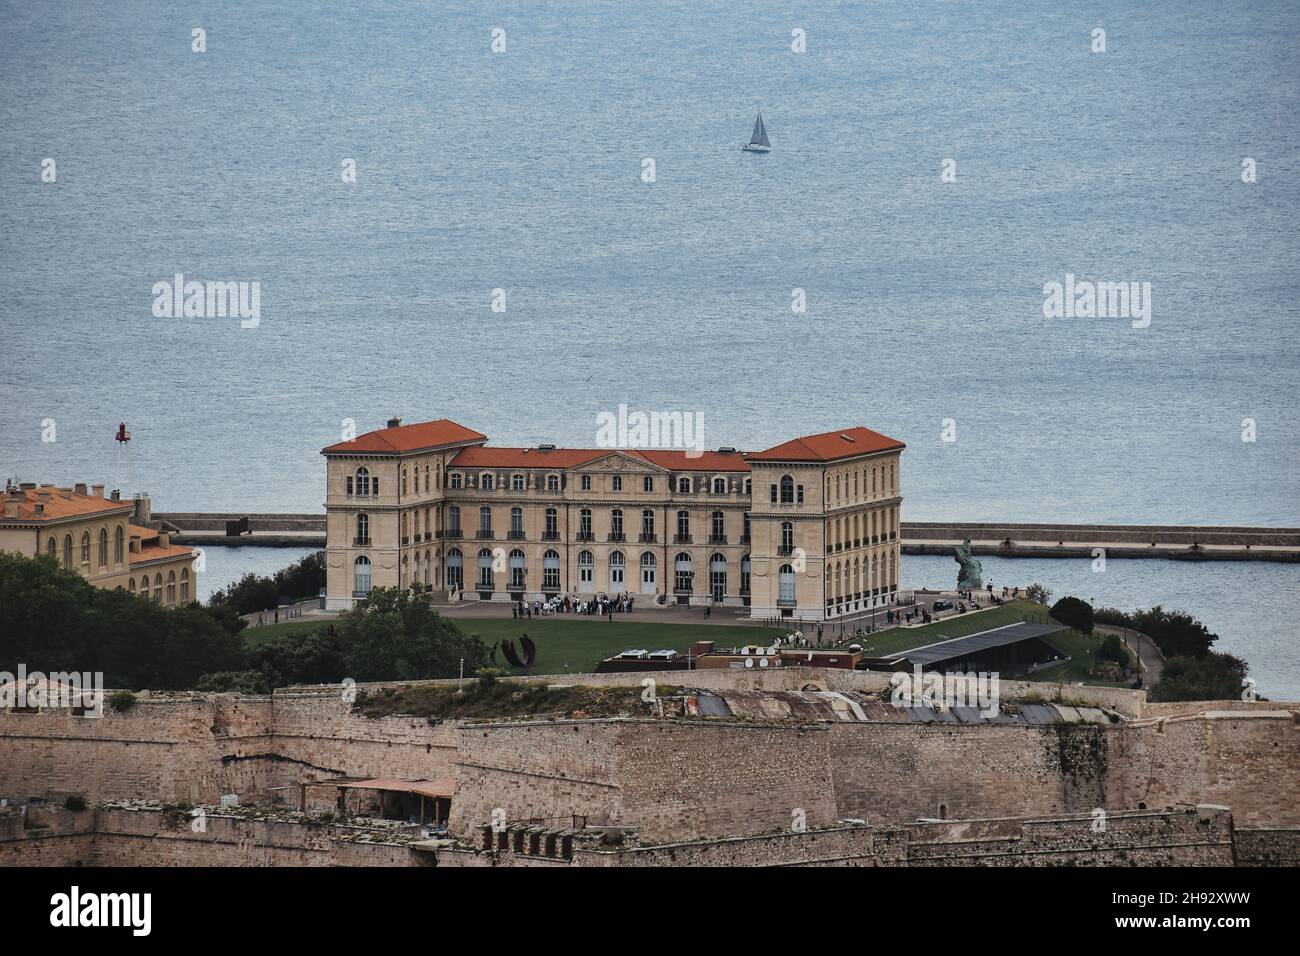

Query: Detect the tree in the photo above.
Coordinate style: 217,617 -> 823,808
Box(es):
207,551 -> 326,616
0,551 -> 245,690
336,588 -> 488,681
1150,652 -> 1249,702
1050,596 -> 1094,634
1025,582 -> 1052,605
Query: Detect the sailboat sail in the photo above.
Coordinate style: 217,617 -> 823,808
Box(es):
750,113 -> 770,147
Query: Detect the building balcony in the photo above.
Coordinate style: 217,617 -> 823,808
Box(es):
542,531 -> 560,541
673,534 -> 692,544
708,535 -> 727,545
639,533 -> 657,543
576,532 -> 595,542
507,531 -> 526,540
777,546 -> 795,556
352,537 -> 370,547
443,529 -> 463,540
607,533 -> 626,542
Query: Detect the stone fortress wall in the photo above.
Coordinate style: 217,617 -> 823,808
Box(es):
1,670 -> 1296,866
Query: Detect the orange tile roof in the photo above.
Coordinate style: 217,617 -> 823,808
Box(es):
448,447 -> 753,472
630,450 -> 751,472
129,541 -> 196,565
322,419 -> 487,455
0,487 -> 131,523
747,426 -> 905,463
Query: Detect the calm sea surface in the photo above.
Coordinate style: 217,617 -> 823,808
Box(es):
3,2 -> 1297,694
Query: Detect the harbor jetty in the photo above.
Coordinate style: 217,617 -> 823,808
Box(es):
155,513 -> 1300,561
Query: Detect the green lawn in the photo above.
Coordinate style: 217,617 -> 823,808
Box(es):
240,614 -> 780,674
454,618 -> 780,675
845,600 -> 1050,658
1014,629 -> 1136,686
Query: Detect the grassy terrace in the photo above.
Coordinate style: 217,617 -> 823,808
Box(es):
453,617 -> 778,675
843,600 -> 1051,658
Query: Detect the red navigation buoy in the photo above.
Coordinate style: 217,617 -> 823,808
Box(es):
114,422 -> 131,444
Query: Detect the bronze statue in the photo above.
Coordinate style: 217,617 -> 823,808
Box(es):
954,537 -> 983,590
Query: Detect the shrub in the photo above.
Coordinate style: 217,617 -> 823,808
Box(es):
108,690 -> 137,712
63,794 -> 87,812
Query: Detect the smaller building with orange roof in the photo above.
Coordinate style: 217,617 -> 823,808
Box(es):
0,481 -> 198,605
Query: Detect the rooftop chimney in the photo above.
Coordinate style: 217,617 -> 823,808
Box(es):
92,484 -> 105,498
387,417 -> 402,429
133,495 -> 152,527
74,483 -> 87,496
34,503 -> 45,515
110,489 -> 121,501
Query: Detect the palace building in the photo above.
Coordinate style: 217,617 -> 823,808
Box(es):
0,482 -> 198,605
321,418 -> 904,621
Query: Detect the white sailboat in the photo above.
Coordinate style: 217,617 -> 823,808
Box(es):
742,111 -> 771,153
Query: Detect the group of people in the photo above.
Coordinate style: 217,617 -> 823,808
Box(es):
512,593 -> 635,619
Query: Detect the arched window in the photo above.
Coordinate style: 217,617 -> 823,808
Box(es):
546,474 -> 560,492
79,531 -> 90,564
356,467 -> 371,497
674,552 -> 693,594
871,467 -> 877,496
63,535 -> 73,569
509,549 -> 526,589
871,554 -> 879,592
446,549 -> 463,589
609,550 -> 625,588
424,464 -> 430,490
779,474 -> 794,504
543,550 -> 560,590
712,477 -> 726,494
424,549 -> 431,586
677,476 -> 692,494
98,528 -> 108,567
478,549 -> 495,589
153,574 -> 163,601
128,578 -> 137,594
709,553 -> 726,600
46,536 -> 56,557
180,567 -> 190,602
481,472 -> 494,490
356,513 -> 369,545
414,467 -> 420,495
167,570 -> 176,605
778,564 -> 796,605
640,551 -> 657,592
354,556 -> 372,595
578,550 -> 594,586
114,525 -> 125,564
401,468 -> 408,495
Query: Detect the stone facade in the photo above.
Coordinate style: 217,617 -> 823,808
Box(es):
0,482 -> 197,604
321,418 -> 905,622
